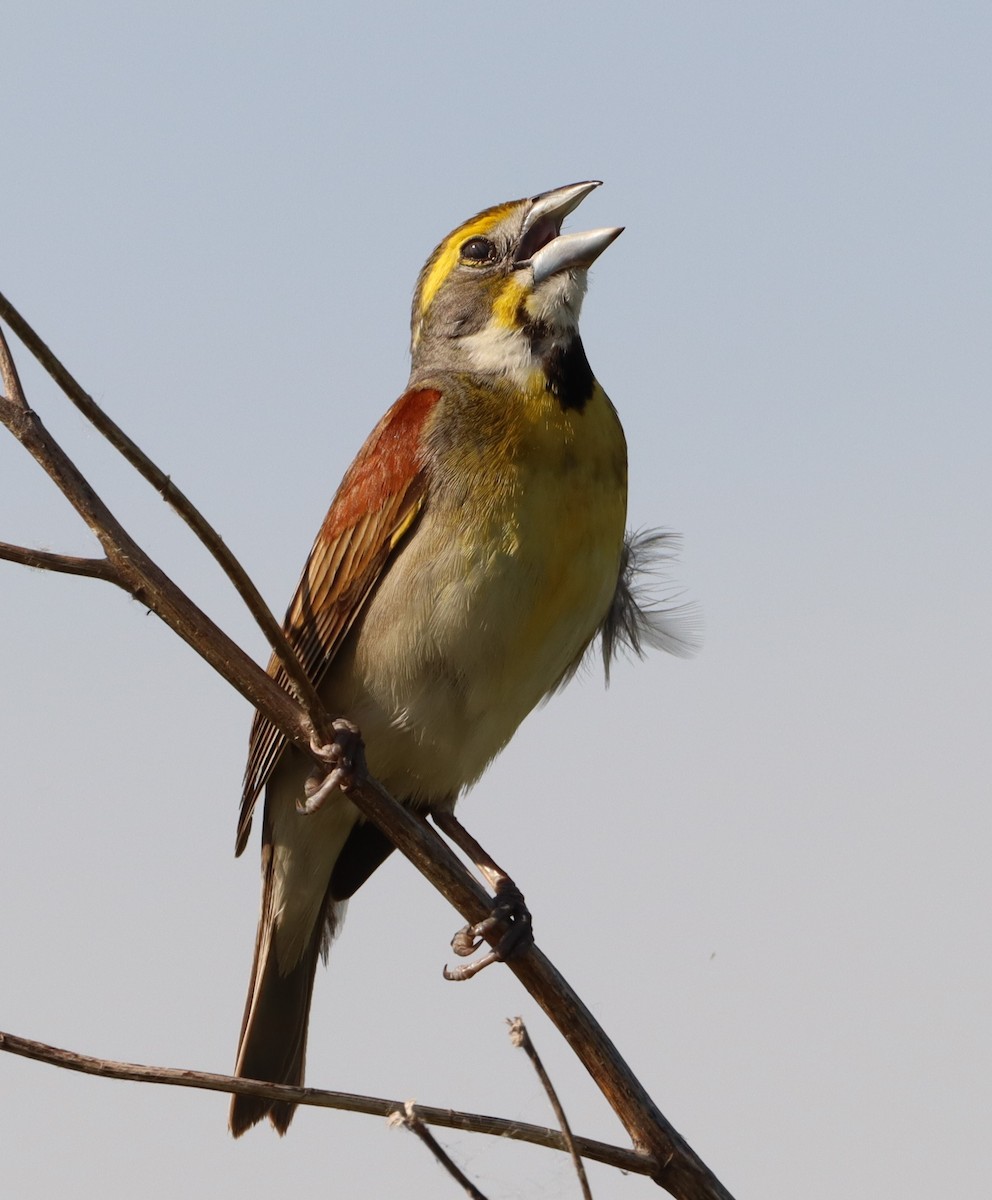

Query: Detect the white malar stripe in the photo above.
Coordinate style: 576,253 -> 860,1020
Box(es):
461,322 -> 540,387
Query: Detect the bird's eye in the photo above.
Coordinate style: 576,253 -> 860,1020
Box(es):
460,236 -> 497,264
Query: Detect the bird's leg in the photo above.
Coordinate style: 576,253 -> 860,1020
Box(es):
299,719 -> 366,814
431,809 -> 534,981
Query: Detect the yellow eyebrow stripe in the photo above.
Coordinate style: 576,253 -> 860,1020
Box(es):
417,203 -> 516,319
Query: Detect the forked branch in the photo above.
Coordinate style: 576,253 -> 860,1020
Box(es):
0,292 -> 323,722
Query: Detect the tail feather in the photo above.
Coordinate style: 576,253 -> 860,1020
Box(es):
229,920 -> 324,1136
229,791 -> 402,1137
229,832 -> 336,1138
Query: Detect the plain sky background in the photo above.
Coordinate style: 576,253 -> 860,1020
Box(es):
2,3 -> 989,1197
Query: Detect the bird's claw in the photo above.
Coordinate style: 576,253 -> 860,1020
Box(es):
443,880 -> 533,982
299,720 -> 366,814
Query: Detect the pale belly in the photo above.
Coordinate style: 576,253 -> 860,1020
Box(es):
334,469 -> 625,803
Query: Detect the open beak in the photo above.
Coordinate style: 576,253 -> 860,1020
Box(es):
515,180 -> 623,283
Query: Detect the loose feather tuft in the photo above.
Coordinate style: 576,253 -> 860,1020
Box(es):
599,529 -> 702,681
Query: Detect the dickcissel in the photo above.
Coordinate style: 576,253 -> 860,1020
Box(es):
230,181 -> 690,1136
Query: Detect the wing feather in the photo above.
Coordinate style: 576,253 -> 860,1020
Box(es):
235,387 -> 442,854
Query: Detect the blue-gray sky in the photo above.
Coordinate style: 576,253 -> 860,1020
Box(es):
2,3 -> 989,1197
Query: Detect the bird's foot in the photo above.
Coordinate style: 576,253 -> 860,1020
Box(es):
443,878 -> 534,982
300,720 -> 366,814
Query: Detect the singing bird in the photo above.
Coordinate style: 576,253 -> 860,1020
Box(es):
230,181 -> 690,1136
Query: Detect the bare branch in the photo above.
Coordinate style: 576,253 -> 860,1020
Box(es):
390,1101 -> 490,1200
0,541 -> 116,582
0,1030 -> 653,1177
509,1018 -> 592,1200
0,290 -> 324,726
0,363 -> 315,756
341,779 -> 735,1200
0,320 -> 27,408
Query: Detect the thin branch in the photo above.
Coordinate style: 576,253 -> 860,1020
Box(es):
339,776 -> 735,1200
0,319 -> 27,408
0,370 -> 316,757
0,541 -> 116,581
391,1101 -> 490,1200
0,291 -> 323,726
0,1030 -> 652,1178
509,1018 -> 592,1200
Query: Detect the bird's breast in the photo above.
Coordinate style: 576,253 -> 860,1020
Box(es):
338,379 -> 627,801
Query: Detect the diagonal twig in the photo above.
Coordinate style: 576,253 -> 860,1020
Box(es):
0,334 -> 316,758
390,1101 -> 490,1200
0,293 -> 323,728
509,1017 -> 592,1200
0,317 -> 27,407
336,768 -> 734,1200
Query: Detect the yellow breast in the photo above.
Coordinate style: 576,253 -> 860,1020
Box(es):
345,373 -> 627,798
